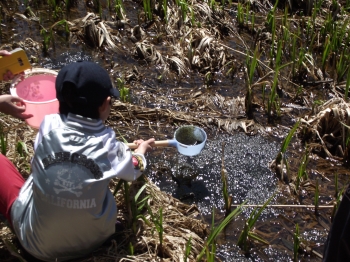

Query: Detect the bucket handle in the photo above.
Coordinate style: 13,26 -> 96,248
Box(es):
24,68 -> 58,75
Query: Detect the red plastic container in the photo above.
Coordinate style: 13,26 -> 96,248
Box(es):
10,68 -> 59,129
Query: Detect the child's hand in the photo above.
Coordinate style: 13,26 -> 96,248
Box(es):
0,50 -> 11,56
3,70 -> 14,81
0,95 -> 33,119
133,138 -> 155,155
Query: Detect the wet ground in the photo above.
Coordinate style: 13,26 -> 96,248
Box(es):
147,131 -> 330,261
148,132 -> 280,215
1,0 -> 349,261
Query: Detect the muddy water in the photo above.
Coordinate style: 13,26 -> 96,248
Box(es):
148,132 -> 280,260
148,133 -> 279,215
147,132 -> 327,261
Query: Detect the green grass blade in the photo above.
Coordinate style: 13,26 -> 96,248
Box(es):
196,200 -> 246,261
16,141 -> 28,157
113,179 -> 124,196
280,120 -> 300,153
184,236 -> 192,262
135,184 -> 147,202
248,231 -> 269,245
249,193 -> 275,228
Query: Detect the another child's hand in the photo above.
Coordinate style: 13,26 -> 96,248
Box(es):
0,50 -> 11,56
3,70 -> 14,81
0,95 -> 33,119
133,138 -> 155,155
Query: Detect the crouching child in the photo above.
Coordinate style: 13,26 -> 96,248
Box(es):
1,61 -> 154,261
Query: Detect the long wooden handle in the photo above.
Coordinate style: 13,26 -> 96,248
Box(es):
125,140 -> 173,149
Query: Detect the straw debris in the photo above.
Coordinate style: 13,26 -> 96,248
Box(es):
299,98 -> 350,164
109,178 -> 208,261
109,94 -> 261,135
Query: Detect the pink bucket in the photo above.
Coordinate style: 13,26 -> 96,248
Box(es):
10,68 -> 59,129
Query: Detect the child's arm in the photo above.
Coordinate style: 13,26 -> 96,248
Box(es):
131,138 -> 155,171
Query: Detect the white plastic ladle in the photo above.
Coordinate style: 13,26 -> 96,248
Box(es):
126,125 -> 207,156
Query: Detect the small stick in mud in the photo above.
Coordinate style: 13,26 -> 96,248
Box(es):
231,204 -> 334,209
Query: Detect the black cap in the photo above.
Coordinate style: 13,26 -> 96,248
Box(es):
56,61 -> 119,106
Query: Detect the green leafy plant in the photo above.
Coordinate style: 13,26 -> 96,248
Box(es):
129,241 -> 134,255
246,47 -> 259,87
296,48 -> 306,78
245,46 -> 259,117
237,194 -> 273,253
143,0 -> 152,21
0,122 -> 8,155
236,3 -> 244,27
115,0 -> 126,20
131,184 -> 151,233
209,0 -> 216,10
41,19 -> 70,52
306,19 -> 317,51
113,179 -> 124,196
65,0 -> 70,16
147,206 -> 164,255
267,40 -> 284,119
184,236 -> 192,262
51,19 -> 70,39
293,223 -> 300,262
40,28 -> 53,53
266,0 -> 278,60
321,36 -> 331,73
91,0 -> 102,18
296,147 -> 309,190
189,6 -> 195,26
280,121 -> 300,153
117,78 -> 130,103
266,0 -> 277,32
16,141 -> 29,157
273,120 -> 300,182
162,0 -> 168,23
179,0 -> 189,23
204,72 -> 212,86
196,203 -> 246,261
335,49 -> 350,82
320,12 -> 333,40
250,10 -> 255,32
48,0 -> 63,19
